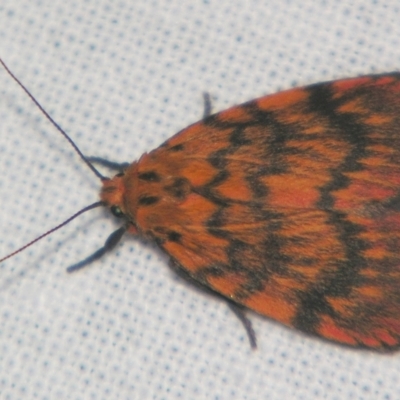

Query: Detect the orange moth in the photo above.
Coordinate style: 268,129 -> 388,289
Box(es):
2,58 -> 400,350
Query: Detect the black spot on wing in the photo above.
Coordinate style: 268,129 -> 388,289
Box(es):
138,196 -> 160,206
138,171 -> 161,182
167,231 -> 182,242
169,144 -> 185,152
164,177 -> 191,199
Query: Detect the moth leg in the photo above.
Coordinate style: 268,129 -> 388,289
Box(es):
66,226 -> 126,273
86,156 -> 130,172
170,260 -> 257,348
202,92 -> 212,118
228,302 -> 257,349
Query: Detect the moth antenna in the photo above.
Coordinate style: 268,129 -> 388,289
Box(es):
0,202 -> 104,264
0,57 -> 106,180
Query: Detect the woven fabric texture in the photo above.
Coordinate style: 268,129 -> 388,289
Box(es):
1,1 -> 400,399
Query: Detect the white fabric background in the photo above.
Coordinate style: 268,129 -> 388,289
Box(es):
1,1 -> 400,399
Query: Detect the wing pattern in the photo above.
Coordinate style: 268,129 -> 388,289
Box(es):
109,74 -> 400,349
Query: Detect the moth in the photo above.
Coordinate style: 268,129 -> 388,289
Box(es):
2,58 -> 400,350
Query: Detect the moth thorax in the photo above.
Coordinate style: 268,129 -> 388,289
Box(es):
100,175 -> 126,209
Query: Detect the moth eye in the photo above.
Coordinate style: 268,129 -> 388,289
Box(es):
110,205 -> 124,218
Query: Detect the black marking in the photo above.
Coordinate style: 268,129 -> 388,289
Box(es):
205,208 -> 290,299
293,288 -> 336,334
195,264 -> 228,281
138,196 -> 160,206
205,107 -> 292,203
207,169 -> 230,187
246,172 -> 268,198
208,147 -> 231,169
164,177 -> 190,199
307,83 -> 371,174
386,191 -> 400,211
193,170 -> 231,207
322,217 -> 367,298
227,103 -> 298,200
167,231 -> 182,242
293,216 -> 368,332
138,171 -> 161,182
243,103 -> 293,175
319,176 -> 352,211
169,144 -> 184,152
207,227 -> 230,239
292,82 -> 372,332
230,229 -> 291,298
206,207 -> 226,228
229,128 -> 252,146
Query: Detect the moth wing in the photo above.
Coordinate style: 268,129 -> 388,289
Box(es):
137,73 -> 400,349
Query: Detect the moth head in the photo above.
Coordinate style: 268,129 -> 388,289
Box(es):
100,174 -> 127,215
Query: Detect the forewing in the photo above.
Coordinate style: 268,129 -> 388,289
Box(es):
136,74 -> 400,349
